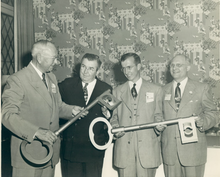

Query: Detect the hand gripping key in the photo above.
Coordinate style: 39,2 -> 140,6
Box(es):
20,89 -> 121,165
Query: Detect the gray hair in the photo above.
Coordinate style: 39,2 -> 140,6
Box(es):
31,40 -> 57,58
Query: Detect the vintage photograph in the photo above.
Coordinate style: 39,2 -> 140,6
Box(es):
1,0 -> 220,177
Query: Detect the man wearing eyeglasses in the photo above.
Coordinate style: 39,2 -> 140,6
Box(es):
1,40 -> 87,177
58,53 -> 112,177
161,54 -> 219,177
110,53 -> 164,177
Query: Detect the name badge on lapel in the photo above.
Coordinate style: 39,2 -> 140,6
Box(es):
146,92 -> 154,103
165,94 -> 171,101
51,83 -> 57,93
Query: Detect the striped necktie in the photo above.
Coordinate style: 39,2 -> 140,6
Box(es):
175,82 -> 181,111
42,73 -> 47,88
131,83 -> 137,99
83,83 -> 89,102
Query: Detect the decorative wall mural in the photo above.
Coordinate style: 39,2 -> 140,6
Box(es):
33,0 -> 220,129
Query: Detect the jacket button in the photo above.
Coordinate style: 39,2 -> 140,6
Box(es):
128,141 -> 130,144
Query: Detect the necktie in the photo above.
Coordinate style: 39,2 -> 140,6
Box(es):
131,83 -> 137,99
175,82 -> 181,110
83,83 -> 89,102
42,73 -> 47,88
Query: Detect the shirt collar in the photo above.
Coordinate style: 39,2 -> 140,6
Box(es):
82,78 -> 97,88
129,77 -> 142,94
30,61 -> 43,79
173,77 -> 188,95
82,79 -> 97,104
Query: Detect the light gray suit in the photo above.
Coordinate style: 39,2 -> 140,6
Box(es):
1,63 -> 73,170
161,79 -> 219,176
111,79 -> 163,171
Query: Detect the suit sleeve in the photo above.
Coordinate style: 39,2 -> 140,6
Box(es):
200,84 -> 219,131
1,75 -> 38,142
154,86 -> 164,123
110,88 -> 120,128
55,79 -> 73,119
153,86 -> 164,135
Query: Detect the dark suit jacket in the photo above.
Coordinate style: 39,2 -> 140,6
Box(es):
162,79 -> 219,166
1,63 -> 73,168
58,76 -> 112,162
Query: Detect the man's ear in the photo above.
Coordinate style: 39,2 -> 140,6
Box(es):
187,65 -> 191,71
36,53 -> 42,64
137,63 -> 142,70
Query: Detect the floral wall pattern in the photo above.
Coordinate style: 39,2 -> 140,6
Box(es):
33,0 -> 220,126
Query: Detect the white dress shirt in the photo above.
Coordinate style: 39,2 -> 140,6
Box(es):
128,77 -> 142,95
82,79 -> 97,104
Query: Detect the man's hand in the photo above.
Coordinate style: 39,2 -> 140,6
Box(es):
35,128 -> 57,145
195,116 -> 204,131
155,124 -> 167,132
112,124 -> 125,139
72,106 -> 88,118
101,106 -> 111,119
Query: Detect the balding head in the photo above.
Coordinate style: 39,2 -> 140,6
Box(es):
169,54 -> 191,82
32,40 -> 57,59
31,40 -> 58,73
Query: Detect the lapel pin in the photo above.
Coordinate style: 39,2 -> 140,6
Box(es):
51,83 -> 56,93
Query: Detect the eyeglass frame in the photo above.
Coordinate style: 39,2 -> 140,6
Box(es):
80,64 -> 97,73
170,63 -> 186,68
41,54 -> 58,60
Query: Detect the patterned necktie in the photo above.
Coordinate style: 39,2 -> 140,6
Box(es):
42,73 -> 47,88
83,83 -> 89,102
131,83 -> 137,99
175,82 -> 181,110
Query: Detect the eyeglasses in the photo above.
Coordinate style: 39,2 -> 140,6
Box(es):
121,65 -> 135,72
41,54 -> 58,60
81,64 -> 96,73
170,63 -> 185,68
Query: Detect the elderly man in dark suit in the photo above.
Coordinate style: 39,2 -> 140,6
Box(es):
1,40 -> 86,177
161,54 -> 219,177
59,53 -> 112,177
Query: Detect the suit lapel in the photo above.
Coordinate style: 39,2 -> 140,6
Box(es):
178,79 -> 196,111
120,82 -> 133,112
137,80 -> 148,112
87,79 -> 105,105
164,82 -> 177,111
28,64 -> 53,109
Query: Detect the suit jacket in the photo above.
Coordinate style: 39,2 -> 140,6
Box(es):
110,79 -> 163,168
161,78 -> 219,166
58,76 -> 112,162
1,63 -> 73,168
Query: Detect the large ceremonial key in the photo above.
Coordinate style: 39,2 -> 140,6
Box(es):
89,116 -> 198,150
20,89 -> 121,165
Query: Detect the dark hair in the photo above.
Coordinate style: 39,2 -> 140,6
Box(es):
120,53 -> 141,65
81,53 -> 102,69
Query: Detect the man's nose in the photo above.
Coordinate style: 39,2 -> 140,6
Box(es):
124,68 -> 129,74
83,67 -> 89,74
171,65 -> 178,70
54,58 -> 58,65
